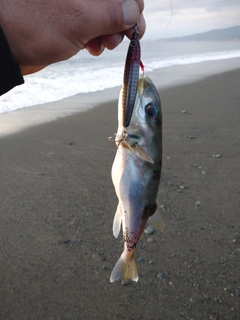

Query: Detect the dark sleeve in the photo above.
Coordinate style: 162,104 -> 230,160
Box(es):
0,26 -> 24,96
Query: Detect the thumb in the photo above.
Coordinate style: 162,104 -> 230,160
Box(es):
79,0 -> 142,44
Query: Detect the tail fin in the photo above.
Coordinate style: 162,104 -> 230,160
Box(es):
110,254 -> 138,283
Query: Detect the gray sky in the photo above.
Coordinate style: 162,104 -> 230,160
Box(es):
144,0 -> 240,39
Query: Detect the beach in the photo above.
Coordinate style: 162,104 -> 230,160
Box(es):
0,66 -> 239,319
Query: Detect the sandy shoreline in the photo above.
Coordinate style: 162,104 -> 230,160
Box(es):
0,57 -> 240,137
0,67 -> 239,319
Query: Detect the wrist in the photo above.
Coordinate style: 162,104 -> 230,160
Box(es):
0,26 -> 24,95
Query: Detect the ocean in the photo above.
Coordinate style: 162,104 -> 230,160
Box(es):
0,40 -> 240,114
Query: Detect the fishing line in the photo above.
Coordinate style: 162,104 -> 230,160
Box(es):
137,0 -> 173,113
141,0 -> 173,69
160,0 -> 173,39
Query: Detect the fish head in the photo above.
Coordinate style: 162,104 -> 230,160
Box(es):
118,75 -> 162,134
131,76 -> 162,132
117,76 -> 162,163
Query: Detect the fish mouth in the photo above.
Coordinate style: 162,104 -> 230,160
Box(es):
115,131 -> 140,147
126,133 -> 141,142
122,133 -> 141,150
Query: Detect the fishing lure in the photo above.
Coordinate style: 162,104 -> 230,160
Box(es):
122,23 -> 143,128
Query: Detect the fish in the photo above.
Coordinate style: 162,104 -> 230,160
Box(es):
110,75 -> 163,283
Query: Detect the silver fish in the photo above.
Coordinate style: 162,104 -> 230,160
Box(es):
110,76 -> 163,283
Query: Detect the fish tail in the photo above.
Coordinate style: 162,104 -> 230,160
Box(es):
110,254 -> 138,283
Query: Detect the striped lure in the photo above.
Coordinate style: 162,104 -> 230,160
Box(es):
122,24 -> 142,128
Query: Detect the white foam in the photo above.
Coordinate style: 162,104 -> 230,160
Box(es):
0,57 -> 239,138
145,50 -> 240,71
1,42 -> 239,114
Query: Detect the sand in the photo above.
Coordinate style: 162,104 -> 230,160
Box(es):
0,67 -> 239,319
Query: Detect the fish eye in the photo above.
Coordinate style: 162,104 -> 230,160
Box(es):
145,103 -> 158,119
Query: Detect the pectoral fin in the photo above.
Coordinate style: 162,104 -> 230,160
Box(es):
129,143 -> 154,164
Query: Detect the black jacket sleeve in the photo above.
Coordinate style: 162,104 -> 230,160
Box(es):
0,26 -> 24,96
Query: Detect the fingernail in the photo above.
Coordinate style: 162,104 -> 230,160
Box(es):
122,0 -> 139,26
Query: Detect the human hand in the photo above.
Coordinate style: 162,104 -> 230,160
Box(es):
0,0 -> 145,75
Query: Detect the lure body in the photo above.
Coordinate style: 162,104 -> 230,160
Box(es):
122,27 -> 141,128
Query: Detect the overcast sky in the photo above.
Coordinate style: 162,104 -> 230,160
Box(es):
144,0 -> 240,39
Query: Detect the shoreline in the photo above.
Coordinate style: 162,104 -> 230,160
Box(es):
0,57 -> 240,137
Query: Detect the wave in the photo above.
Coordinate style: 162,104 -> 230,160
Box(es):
145,50 -> 240,71
0,47 -> 240,114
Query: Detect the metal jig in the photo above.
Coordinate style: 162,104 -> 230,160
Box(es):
122,23 -> 141,128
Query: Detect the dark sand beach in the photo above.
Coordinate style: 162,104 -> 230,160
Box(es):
0,68 -> 239,319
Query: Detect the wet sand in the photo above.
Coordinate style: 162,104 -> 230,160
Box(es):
0,68 -> 239,319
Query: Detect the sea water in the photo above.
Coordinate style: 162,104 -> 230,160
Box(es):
0,40 -> 239,114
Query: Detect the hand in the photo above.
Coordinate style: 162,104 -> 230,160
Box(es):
0,0 -> 145,75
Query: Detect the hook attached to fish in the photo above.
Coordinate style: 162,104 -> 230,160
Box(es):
122,23 -> 144,129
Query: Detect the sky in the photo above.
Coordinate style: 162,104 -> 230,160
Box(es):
144,0 -> 240,39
